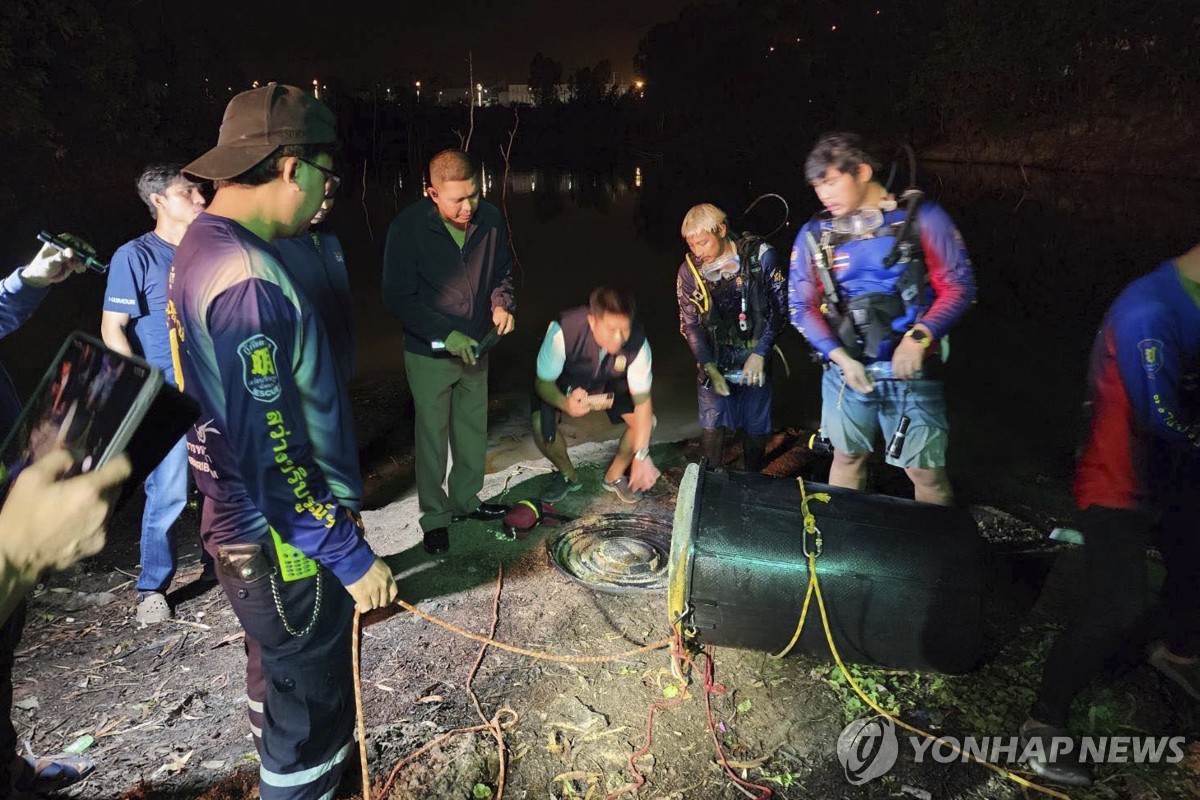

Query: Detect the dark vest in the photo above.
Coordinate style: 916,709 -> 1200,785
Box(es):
555,306 -> 646,393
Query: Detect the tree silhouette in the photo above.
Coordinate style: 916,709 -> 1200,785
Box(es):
528,52 -> 563,107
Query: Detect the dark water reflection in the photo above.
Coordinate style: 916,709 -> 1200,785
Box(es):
2,161 -> 1197,512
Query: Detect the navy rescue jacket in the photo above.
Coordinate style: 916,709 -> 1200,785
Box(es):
554,305 -> 647,394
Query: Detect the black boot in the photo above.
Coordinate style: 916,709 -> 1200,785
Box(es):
700,429 -> 724,467
744,434 -> 768,472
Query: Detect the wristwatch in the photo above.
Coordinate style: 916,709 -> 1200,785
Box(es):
634,446 -> 650,461
904,328 -> 932,350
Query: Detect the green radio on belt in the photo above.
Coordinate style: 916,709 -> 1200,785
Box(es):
269,527 -> 318,581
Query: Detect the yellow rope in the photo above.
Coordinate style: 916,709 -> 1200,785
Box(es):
396,599 -> 671,663
778,477 -> 1071,800
770,478 -> 828,659
353,610 -> 370,800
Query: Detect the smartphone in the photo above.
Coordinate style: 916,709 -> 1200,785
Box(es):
36,231 -> 109,274
585,392 -> 615,411
429,326 -> 501,359
0,333 -> 198,505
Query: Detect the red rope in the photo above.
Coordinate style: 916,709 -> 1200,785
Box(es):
606,632 -> 773,800
603,633 -> 690,800
699,646 -> 773,800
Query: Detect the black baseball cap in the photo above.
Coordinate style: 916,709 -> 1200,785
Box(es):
184,83 -> 337,181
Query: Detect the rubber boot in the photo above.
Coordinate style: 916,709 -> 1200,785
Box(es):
744,434 -> 768,472
700,429 -> 724,468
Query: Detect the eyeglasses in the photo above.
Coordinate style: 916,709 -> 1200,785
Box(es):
297,157 -> 341,199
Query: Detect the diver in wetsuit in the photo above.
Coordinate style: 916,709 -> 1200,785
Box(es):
677,203 -> 787,471
789,132 -> 976,505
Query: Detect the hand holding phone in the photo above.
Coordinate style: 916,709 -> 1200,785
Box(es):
0,333 -> 198,511
0,448 -> 131,573
585,392 -> 614,411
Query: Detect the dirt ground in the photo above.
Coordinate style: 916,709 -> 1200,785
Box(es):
11,416 -> 1200,800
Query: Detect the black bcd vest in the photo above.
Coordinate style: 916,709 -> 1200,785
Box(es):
555,306 -> 646,393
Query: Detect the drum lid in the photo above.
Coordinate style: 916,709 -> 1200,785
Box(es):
547,512 -> 672,594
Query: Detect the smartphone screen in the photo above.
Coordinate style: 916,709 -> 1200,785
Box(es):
0,334 -> 158,488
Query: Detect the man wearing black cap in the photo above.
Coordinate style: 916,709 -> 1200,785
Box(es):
168,83 -> 397,800
382,149 -> 515,555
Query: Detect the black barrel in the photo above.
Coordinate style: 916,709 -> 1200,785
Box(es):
668,464 -> 983,673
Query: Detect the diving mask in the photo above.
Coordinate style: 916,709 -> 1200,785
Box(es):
830,207 -> 885,237
700,252 -> 741,282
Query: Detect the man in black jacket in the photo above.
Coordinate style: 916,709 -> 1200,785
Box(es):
382,150 -> 515,554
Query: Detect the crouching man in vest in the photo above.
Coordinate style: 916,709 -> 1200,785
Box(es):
678,203 -> 787,471
531,288 -> 660,504
790,132 -> 976,505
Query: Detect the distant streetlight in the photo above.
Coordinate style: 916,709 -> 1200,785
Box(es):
476,82 -> 483,106
633,78 -> 645,98
415,80 -> 421,102
312,78 -> 320,99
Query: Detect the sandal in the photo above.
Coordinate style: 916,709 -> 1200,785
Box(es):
12,752 -> 95,793
136,591 -> 173,624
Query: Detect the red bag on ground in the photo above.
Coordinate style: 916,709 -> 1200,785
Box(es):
502,499 -> 569,539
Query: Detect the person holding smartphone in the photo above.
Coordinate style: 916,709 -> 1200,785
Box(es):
531,288 -> 660,504
1,239 -> 124,794
382,149 -> 516,556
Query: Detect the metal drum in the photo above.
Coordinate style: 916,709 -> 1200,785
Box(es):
668,464 -> 983,673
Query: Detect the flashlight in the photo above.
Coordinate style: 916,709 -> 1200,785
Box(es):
886,415 -> 911,460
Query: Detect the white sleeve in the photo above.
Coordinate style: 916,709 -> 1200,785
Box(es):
626,340 -> 653,395
536,321 -> 566,382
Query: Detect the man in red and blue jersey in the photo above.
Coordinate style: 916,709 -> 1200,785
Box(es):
789,132 -> 975,505
1021,242 -> 1200,786
169,84 -> 397,800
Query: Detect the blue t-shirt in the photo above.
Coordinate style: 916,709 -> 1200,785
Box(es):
103,232 -> 177,381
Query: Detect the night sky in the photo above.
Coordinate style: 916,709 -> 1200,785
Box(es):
148,0 -> 722,86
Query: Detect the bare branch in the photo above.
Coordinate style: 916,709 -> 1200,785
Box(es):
499,107 -> 523,286
464,51 -> 476,152
361,157 -> 373,241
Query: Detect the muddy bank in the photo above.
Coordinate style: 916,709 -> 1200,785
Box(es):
11,430 -> 1200,800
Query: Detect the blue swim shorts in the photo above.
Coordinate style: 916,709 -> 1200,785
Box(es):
697,379 -> 773,435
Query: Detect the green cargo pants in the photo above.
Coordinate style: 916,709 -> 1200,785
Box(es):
404,351 -> 488,532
